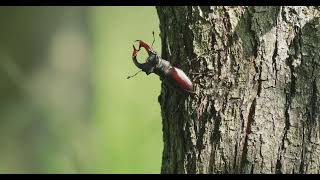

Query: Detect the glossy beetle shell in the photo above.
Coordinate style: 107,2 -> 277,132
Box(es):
170,67 -> 193,92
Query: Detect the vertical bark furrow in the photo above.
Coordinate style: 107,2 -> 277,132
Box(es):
247,99 -> 256,135
310,80 -> 318,127
240,135 -> 249,173
272,35 -> 278,86
247,7 -> 259,59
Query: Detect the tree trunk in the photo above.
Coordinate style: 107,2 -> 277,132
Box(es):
156,6 -> 320,174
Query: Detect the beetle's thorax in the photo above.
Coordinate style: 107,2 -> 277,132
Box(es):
155,57 -> 172,76
142,52 -> 172,76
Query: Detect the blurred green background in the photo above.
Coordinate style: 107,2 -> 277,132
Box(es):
0,6 -> 163,173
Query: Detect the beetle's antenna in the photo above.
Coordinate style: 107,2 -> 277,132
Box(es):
151,31 -> 155,48
127,69 -> 142,79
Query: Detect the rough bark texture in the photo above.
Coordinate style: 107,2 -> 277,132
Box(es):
156,6 -> 320,174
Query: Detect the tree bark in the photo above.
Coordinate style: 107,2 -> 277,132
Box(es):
156,6 -> 320,174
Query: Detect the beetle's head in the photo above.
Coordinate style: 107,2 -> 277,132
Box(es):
132,40 -> 158,75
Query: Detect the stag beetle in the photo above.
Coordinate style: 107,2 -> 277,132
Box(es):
130,39 -> 194,93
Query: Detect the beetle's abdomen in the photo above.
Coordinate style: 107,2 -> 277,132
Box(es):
171,67 -> 193,92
